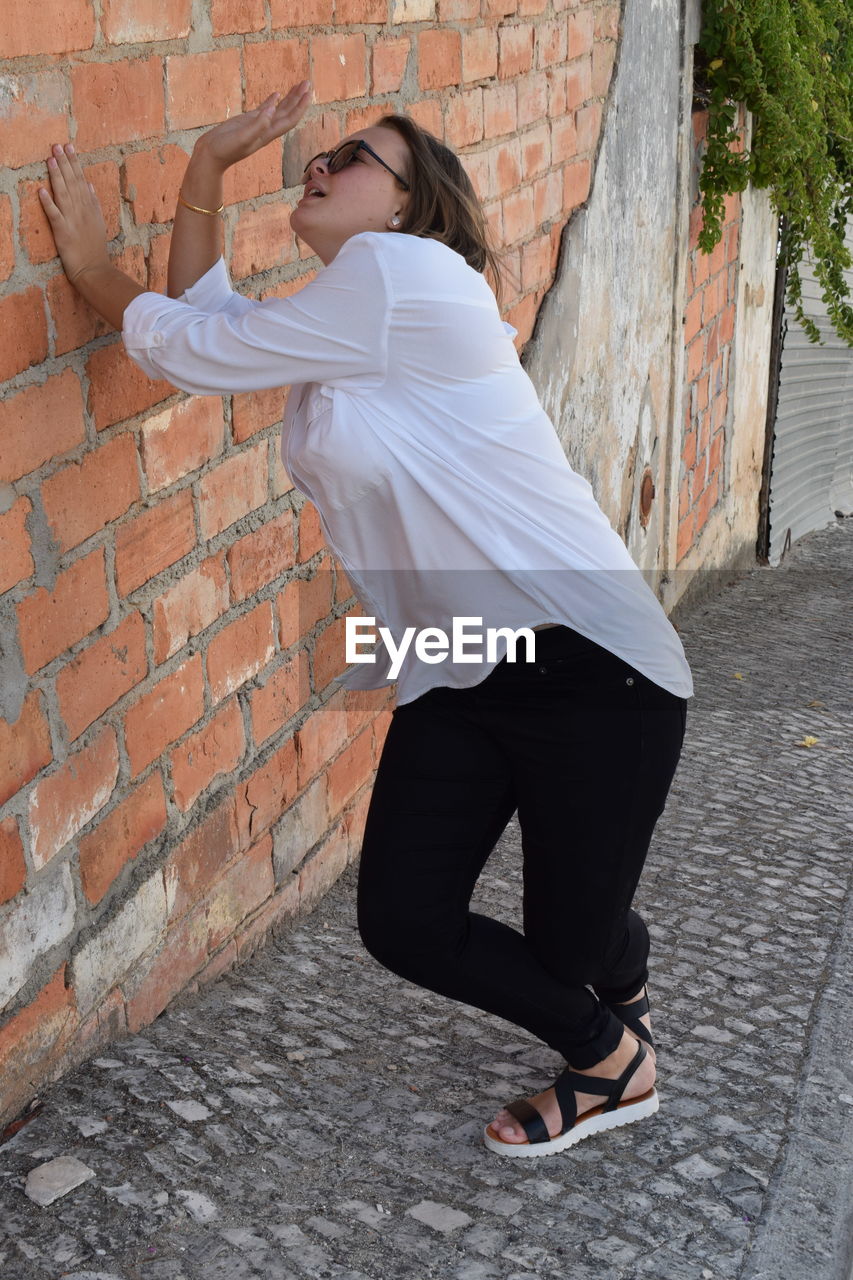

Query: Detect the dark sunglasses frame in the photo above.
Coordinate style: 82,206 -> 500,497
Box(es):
302,139 -> 411,191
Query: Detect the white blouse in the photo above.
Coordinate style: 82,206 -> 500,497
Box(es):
122,230 -> 693,705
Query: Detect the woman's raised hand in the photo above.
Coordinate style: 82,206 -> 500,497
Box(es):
39,143 -> 110,286
195,81 -> 313,172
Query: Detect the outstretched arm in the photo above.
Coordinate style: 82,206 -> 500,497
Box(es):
39,82 -> 313,329
168,83 -> 312,299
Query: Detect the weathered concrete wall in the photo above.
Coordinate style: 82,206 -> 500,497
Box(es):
524,0 -> 686,582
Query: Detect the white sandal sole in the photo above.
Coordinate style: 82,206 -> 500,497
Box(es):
483,1086 -> 659,1158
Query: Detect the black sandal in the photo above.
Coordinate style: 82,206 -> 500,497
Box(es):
483,1039 -> 658,1158
603,985 -> 655,1050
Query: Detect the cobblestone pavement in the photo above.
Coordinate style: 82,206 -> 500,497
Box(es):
2,519 -> 852,1280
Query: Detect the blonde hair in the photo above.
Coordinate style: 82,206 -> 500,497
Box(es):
377,114 -> 508,307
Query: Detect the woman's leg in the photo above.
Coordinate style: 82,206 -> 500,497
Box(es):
356,684 -> 620,1061
474,626 -> 686,1141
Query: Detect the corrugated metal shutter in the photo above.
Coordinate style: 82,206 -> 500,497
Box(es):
767,224 -> 853,564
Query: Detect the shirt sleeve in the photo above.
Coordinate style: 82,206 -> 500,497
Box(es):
121,232 -> 391,395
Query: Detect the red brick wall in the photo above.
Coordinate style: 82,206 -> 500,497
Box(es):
677,105 -> 745,562
0,0 -> 619,1126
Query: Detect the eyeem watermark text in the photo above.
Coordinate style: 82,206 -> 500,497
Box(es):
346,617 -> 537,680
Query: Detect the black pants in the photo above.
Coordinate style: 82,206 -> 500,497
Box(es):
356,624 -> 687,1069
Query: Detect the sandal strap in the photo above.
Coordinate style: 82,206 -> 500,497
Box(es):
555,1040 -> 647,1117
503,1097 -> 551,1145
605,990 -> 655,1047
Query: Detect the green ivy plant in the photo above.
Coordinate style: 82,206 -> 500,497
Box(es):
693,0 -> 853,346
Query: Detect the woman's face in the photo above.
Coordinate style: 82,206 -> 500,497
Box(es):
290,126 -> 412,265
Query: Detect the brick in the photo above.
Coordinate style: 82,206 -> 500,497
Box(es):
311,33 -> 368,102
19,178 -> 59,267
394,0 -> 436,19
483,83 -> 517,139
313,614 -> 352,691
568,9 -> 595,59
0,0 -> 94,56
372,36 -> 411,95
0,287 -> 47,383
250,650 -> 311,745
406,97 -> 444,136
204,831 -> 275,952
537,17 -> 567,69
244,41 -> 310,113
42,433 -> 141,555
146,231 -> 170,295
0,372 -> 86,487
445,89 -> 484,149
212,0 -> 265,32
465,150 -> 495,202
499,25 -> 535,80
534,169 -> 562,224
49,245 -> 142,357
227,510 -> 296,603
517,70 -> 548,129
232,386 -> 289,444
521,231 -> 552,291
270,0 -> 333,22
298,822 -> 350,910
207,601 -> 276,703
0,196 -> 13,281
141,397 -> 225,492
123,905 -> 207,1034
504,289 -> 537,346
327,724 -> 373,815
294,693 -> 348,789
152,553 -> 229,664
519,0 -> 547,12
298,500 -> 327,562
463,27 -> 498,83
17,549 -> 109,676
276,568 -> 333,649
344,103 -> 389,136
418,28 -> 462,90
563,156 -> 591,209
86,341 -> 174,432
338,0 -> 386,18
115,489 -> 196,597
71,868 -> 167,1017
0,71 -> 69,171
28,726 -> 119,870
0,691 -> 51,808
166,50 -> 242,132
123,144 -> 191,226
0,497 -> 34,595
0,816 -> 27,906
566,55 -> 593,110
592,37 -> 616,97
502,186 -> 536,244
170,698 -> 245,812
521,121 -> 551,177
236,738 -> 298,847
56,612 -> 147,742
125,654 -> 204,777
163,797 -> 240,921
71,59 -> 165,152
576,101 -> 602,153
0,967 -> 77,1131
223,147 -> 284,206
102,0 -> 191,42
686,334 -> 705,383
231,201 -> 299,279
484,0 -> 517,14
78,773 -> 167,905
551,114 -> 578,164
198,443 -> 267,539
695,471 -> 720,534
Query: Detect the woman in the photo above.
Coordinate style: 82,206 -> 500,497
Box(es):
41,79 -> 692,1159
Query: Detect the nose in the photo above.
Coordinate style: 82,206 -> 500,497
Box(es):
304,155 -> 330,183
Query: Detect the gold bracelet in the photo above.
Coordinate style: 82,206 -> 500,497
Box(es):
177,192 -> 224,217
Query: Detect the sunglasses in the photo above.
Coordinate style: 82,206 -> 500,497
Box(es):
302,139 -> 411,191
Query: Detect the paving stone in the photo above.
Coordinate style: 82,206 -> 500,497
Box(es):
2,521 -> 852,1278
24,1156 -> 97,1206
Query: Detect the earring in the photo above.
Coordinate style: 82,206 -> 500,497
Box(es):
391,216 -> 400,226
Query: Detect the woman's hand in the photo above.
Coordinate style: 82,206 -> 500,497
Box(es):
193,81 -> 313,173
39,143 -> 110,286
